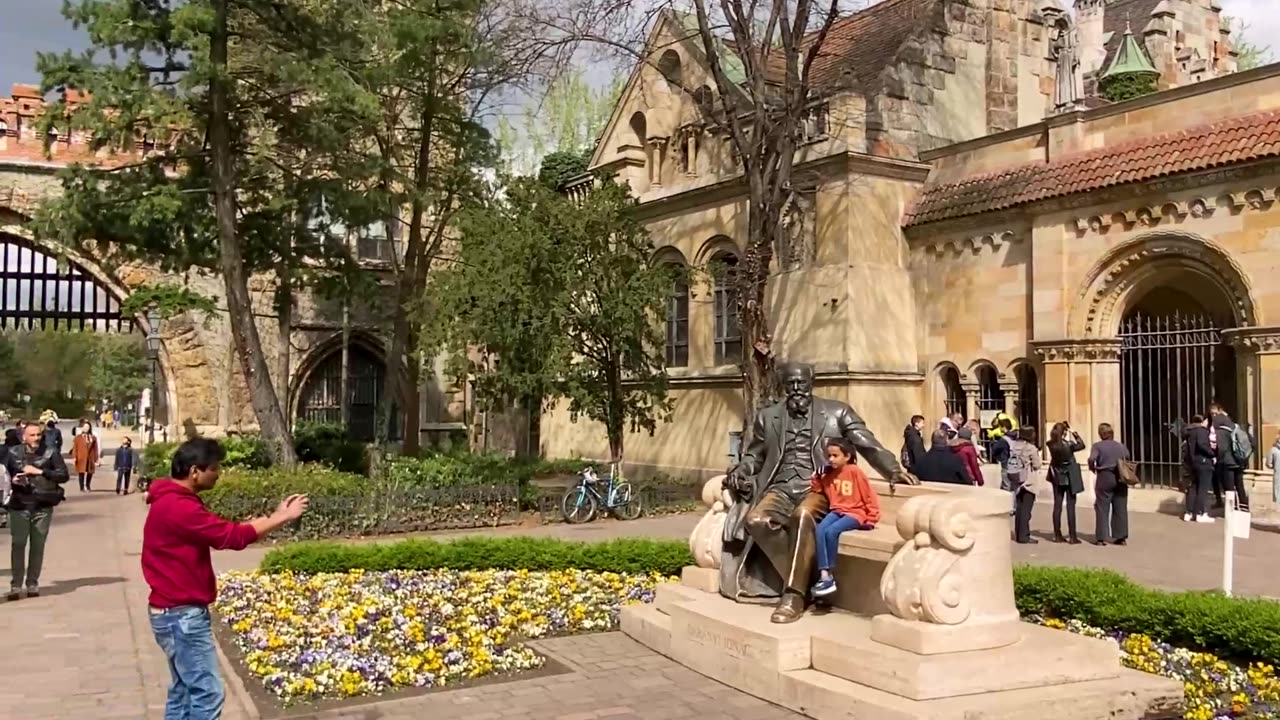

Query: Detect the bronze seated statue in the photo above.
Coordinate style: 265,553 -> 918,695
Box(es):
719,362 -> 915,623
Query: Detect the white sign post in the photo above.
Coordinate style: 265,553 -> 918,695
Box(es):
1223,491 -> 1235,596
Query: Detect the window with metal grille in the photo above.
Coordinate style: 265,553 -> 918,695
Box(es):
712,253 -> 741,366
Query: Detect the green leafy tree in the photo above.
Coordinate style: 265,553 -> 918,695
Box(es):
537,148 -> 593,190
1100,72 -> 1159,103
497,69 -> 623,175
87,334 -> 151,408
32,0 -> 376,465
430,175 -> 672,462
1228,17 -> 1274,71
0,334 -> 25,404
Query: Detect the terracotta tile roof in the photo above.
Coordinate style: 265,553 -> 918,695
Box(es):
807,0 -> 937,91
903,109 -> 1280,227
759,0 -> 936,92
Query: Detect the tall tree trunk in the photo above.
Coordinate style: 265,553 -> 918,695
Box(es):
340,295 -> 350,429
276,254 -> 292,416
740,192 -> 782,435
210,0 -> 297,467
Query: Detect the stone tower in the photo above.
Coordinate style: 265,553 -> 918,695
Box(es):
1074,0 -> 1237,95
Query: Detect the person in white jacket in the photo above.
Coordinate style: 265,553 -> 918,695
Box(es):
1268,430 -> 1280,508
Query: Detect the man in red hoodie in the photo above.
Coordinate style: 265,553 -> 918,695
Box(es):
143,438 -> 308,720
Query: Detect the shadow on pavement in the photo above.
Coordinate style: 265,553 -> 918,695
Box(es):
34,575 -> 125,597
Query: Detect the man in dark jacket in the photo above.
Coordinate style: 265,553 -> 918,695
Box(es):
901,415 -> 926,472
1183,415 -> 1216,522
913,430 -> 972,485
5,422 -> 71,599
1210,402 -> 1249,510
42,420 -> 62,455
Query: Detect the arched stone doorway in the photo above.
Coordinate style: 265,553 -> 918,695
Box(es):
1072,232 -> 1257,488
1119,287 -> 1238,487
0,229 -> 173,428
292,336 -> 394,442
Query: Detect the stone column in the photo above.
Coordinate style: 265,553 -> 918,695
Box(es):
1032,339 -> 1122,446
961,383 -> 980,424
1224,327 -> 1280,474
1000,384 -> 1019,416
649,138 -> 666,187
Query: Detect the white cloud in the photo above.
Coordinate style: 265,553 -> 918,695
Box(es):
1219,0 -> 1279,59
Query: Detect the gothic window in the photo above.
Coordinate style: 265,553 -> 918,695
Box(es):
665,268 -> 689,368
712,251 -> 742,366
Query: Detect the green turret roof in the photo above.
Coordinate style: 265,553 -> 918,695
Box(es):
1102,24 -> 1160,80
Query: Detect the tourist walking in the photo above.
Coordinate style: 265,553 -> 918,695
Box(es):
1046,422 -> 1085,543
5,422 -> 70,599
1007,427 -> 1042,544
73,420 -> 99,491
116,437 -> 135,495
1088,423 -> 1131,546
913,430 -> 971,485
1210,401 -> 1251,511
1183,415 -> 1216,523
144,438 -> 309,720
1268,430 -> 1280,508
42,419 -> 62,454
901,415 -> 926,472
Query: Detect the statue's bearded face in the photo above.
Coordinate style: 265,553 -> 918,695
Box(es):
782,370 -> 813,417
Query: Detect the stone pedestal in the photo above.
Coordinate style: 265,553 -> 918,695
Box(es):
622,486 -> 1184,719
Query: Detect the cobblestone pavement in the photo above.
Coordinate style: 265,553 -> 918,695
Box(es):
2,480 -> 1280,719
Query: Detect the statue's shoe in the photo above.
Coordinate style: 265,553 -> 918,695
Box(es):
769,591 -> 805,624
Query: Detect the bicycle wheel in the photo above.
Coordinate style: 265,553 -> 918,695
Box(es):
561,486 -> 598,524
611,482 -> 643,520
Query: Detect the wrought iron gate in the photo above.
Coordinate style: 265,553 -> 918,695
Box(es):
1119,312 -> 1232,489
0,235 -> 132,332
296,347 -> 389,442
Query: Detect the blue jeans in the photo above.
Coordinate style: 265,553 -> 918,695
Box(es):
815,511 -> 865,572
149,605 -> 225,720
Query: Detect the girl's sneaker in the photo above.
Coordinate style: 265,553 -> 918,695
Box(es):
811,577 -> 837,597
1196,514 -> 1215,523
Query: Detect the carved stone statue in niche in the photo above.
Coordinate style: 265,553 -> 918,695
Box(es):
778,190 -> 816,271
1044,5 -> 1083,112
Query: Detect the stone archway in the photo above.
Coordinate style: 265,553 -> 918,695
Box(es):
1072,231 -> 1258,488
0,221 -> 181,431
291,332 -> 394,442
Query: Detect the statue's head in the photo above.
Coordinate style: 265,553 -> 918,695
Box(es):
779,362 -> 815,417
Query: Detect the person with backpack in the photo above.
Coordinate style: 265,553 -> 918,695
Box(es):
1006,427 -> 1042,544
5,422 -> 71,599
1209,401 -> 1251,511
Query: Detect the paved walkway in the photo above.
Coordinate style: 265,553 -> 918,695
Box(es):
2,483 -> 1279,719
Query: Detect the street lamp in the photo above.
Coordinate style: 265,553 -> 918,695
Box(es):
146,306 -> 161,445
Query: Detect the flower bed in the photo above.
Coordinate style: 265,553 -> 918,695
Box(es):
214,567 -> 671,703
1030,616 -> 1280,720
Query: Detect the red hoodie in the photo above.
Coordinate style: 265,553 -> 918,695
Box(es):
142,479 -> 258,609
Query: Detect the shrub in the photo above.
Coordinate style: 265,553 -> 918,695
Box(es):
139,434 -> 271,478
293,422 -> 369,475
260,536 -> 694,576
1014,565 -> 1280,666
204,465 -> 521,540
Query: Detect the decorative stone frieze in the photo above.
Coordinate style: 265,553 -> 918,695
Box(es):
1032,338 -> 1123,363
1223,327 -> 1280,355
926,230 -> 1020,256
1071,184 -> 1280,237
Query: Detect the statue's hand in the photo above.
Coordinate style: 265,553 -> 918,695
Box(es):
890,471 -> 919,492
724,467 -> 753,500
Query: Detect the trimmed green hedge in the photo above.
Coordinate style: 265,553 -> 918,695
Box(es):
257,539 -> 1280,666
141,435 -> 271,478
1013,564 -> 1280,666
259,536 -> 693,576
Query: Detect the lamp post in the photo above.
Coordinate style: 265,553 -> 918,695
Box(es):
146,306 -> 161,445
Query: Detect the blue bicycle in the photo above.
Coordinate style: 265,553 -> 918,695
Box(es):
560,464 -> 643,523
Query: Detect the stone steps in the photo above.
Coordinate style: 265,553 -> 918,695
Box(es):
621,588 -> 1184,720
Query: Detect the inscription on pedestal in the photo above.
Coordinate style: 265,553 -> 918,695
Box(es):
685,622 -> 756,660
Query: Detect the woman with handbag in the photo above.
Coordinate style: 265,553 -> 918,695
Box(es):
1088,423 -> 1132,546
1047,422 -> 1085,544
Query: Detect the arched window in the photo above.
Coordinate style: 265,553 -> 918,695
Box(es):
665,268 -> 689,367
657,49 -> 683,94
939,366 -> 965,419
1015,364 -> 1040,433
295,343 -> 393,442
711,251 -> 741,365
629,112 -> 648,157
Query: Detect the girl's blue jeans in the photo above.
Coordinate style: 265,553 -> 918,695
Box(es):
815,511 -> 865,572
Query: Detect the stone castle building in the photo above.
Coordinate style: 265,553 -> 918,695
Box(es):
542,0 -> 1280,503
0,83 -> 465,441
